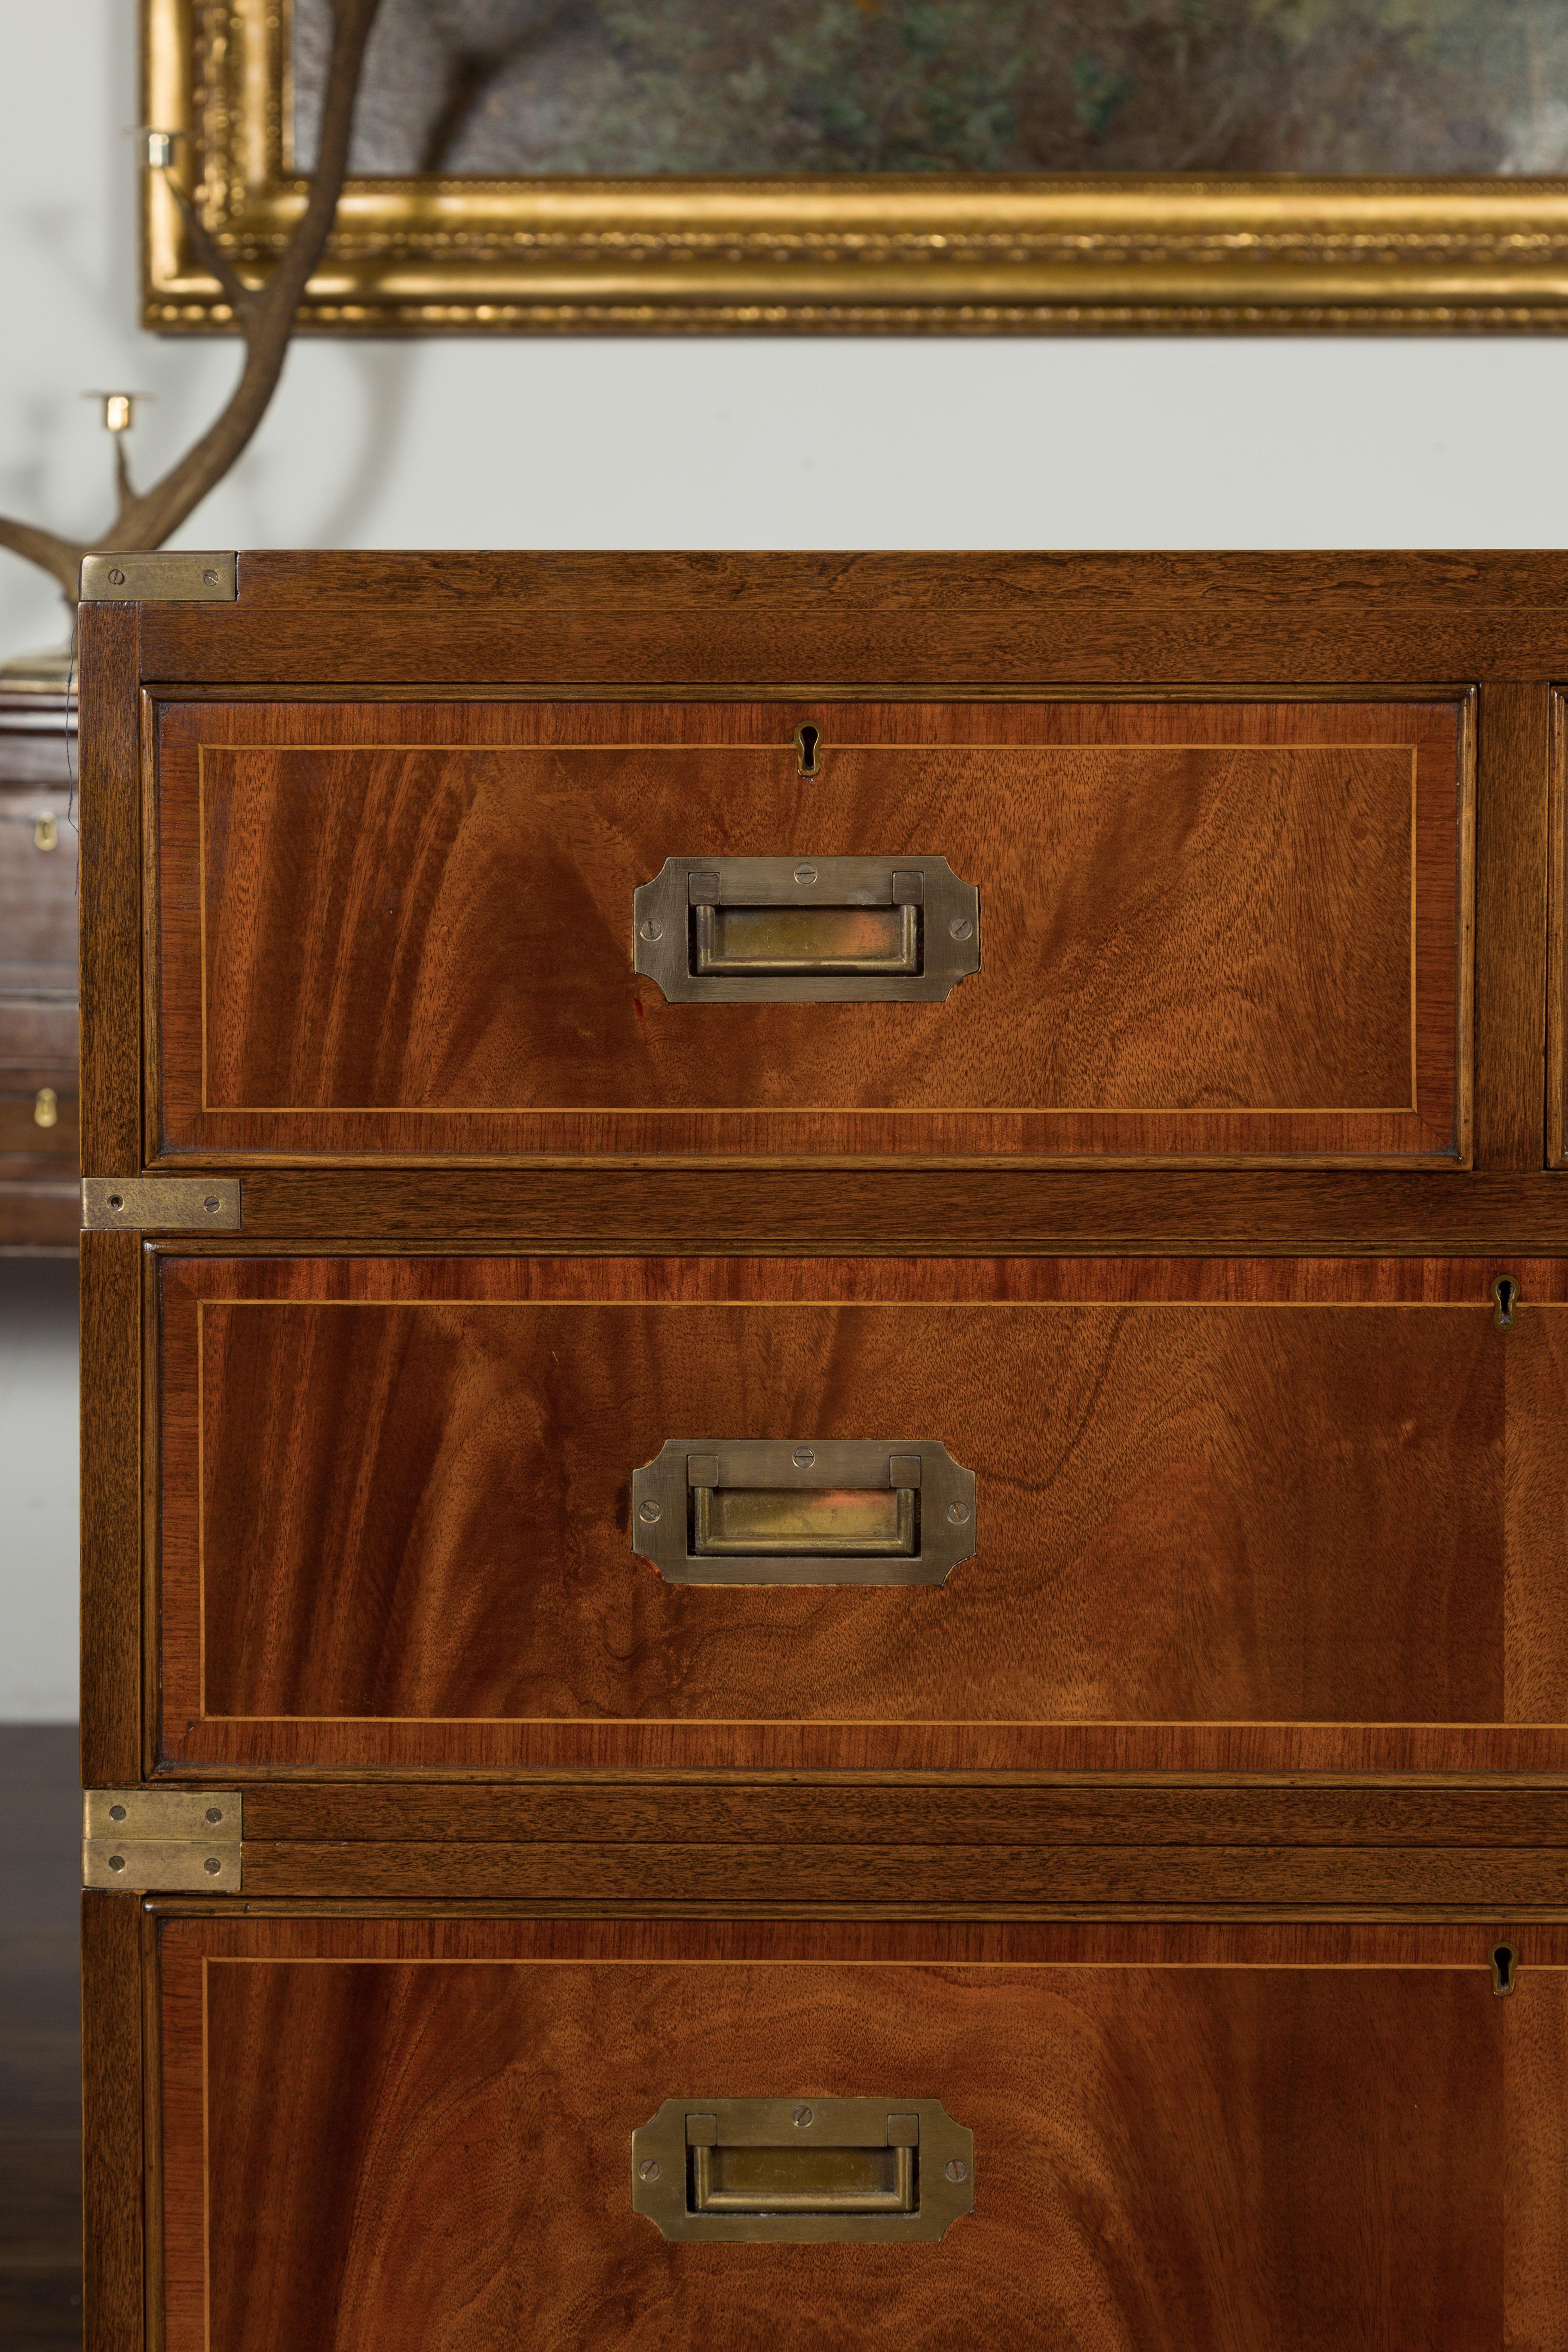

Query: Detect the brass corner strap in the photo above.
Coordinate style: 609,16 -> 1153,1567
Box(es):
78,551 -> 237,602
81,1176 -> 242,1232
83,1789 -> 243,1892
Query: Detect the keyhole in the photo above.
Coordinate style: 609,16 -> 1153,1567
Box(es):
794,723 -> 821,779
1491,1275 -> 1519,1330
1491,1942 -> 1517,1997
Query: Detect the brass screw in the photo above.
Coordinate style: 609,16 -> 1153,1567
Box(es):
108,1804 -> 127,1822
638,919 -> 662,943
793,1447 -> 815,1468
793,2106 -> 814,2127
107,568 -> 126,588
945,2159 -> 967,2182
204,1196 -> 220,1212
203,1857 -> 221,1876
33,1088 -> 58,1130
205,1807 -> 223,1824
949,917 -> 973,942
946,1501 -> 970,1525
638,2158 -> 660,2181
108,1854 -> 126,1871
638,1499 -> 661,1523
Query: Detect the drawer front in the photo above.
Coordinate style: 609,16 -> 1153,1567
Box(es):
0,1071 -> 77,1159
152,698 -> 1467,1163
0,993 -> 77,1068
155,1255 -> 1568,1774
155,1915 -> 1563,2352
0,779 -> 75,990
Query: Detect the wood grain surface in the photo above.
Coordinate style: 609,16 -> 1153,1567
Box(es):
81,1230 -> 141,1785
78,604 -> 140,1176
82,1893 -> 142,2352
233,1778 -> 1568,1848
155,1254 -> 1568,1774
1476,683 -> 1549,1173
153,698 -> 1465,1163
154,1912 -> 1566,2352
139,1164 -> 1568,1253
1549,684 -> 1568,1172
123,547 -> 1568,695
229,1840 -> 1568,1911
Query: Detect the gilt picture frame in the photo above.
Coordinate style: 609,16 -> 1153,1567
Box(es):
144,0 -> 1568,333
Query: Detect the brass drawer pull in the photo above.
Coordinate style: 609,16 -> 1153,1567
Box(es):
632,854 -> 981,1002
632,2097 -> 975,2244
631,1438 -> 976,1586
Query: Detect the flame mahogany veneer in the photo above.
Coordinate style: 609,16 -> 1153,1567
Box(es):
158,1253 -> 1568,1774
153,697 -> 1466,1163
156,1916 -> 1568,2352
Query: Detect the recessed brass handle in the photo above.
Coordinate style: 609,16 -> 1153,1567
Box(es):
632,2097 -> 974,2244
632,855 -> 980,1003
631,1438 -> 976,1586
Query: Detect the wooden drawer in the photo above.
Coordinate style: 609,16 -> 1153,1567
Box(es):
152,697 -> 1468,1164
150,1914 -> 1565,2352
0,778 -> 75,992
0,993 -> 77,1066
153,1254 -> 1568,1775
0,1070 -> 77,1159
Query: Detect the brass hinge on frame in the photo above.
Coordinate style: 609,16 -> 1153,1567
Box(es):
81,1177 -> 242,1232
83,1789 -> 243,1892
78,551 -> 237,601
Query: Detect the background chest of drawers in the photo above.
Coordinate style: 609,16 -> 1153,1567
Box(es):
79,553 -> 1568,2351
0,680 -> 77,1251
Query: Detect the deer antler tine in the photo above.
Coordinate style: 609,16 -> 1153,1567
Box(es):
0,520 -> 82,598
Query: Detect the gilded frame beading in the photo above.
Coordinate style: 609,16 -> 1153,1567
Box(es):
144,0 -> 1568,334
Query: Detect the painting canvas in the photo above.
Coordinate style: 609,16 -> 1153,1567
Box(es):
144,0 -> 1568,330
294,0 -> 1568,178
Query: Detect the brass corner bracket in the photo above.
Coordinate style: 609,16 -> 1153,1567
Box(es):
81,1177 -> 242,1232
79,552 -> 236,602
83,1789 -> 243,1892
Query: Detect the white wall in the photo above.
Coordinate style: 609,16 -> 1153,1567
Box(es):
4,0 -> 1568,1712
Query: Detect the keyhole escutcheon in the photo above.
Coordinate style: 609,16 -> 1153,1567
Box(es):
1491,1275 -> 1520,1330
794,722 -> 821,779
1491,1942 -> 1518,1997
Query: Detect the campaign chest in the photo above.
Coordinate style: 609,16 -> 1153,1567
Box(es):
78,553 -> 1568,2349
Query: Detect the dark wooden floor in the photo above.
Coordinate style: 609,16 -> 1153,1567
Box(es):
0,1725 -> 82,2346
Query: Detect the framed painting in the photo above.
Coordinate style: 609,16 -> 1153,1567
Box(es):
144,0 -> 1568,331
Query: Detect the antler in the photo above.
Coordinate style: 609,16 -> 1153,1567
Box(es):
0,0 -> 383,599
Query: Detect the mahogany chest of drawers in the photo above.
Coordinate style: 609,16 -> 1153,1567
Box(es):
78,553 -> 1568,2350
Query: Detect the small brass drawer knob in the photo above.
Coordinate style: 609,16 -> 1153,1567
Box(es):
34,812 -> 58,851
33,1087 -> 59,1129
